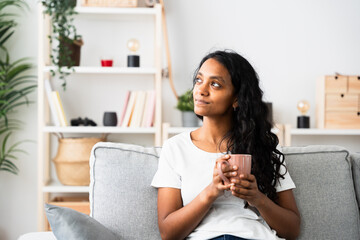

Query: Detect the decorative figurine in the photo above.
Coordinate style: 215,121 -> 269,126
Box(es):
127,38 -> 140,67
70,117 -> 97,126
100,57 -> 113,67
297,100 -> 310,128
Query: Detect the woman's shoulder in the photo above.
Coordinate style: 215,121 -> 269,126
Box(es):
163,130 -> 192,146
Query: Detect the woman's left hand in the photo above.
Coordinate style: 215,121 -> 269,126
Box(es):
230,174 -> 265,207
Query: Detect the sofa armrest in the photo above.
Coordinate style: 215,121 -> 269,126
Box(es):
350,152 -> 360,208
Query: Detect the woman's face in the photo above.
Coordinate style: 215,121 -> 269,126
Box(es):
193,58 -> 238,118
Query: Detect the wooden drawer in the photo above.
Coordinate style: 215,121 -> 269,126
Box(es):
325,75 -> 348,93
348,76 -> 360,93
325,94 -> 359,111
325,112 -> 360,128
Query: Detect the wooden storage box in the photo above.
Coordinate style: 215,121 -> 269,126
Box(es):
47,196 -> 90,230
317,75 -> 360,129
81,0 -> 138,7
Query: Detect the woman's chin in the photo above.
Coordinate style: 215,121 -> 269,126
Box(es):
194,109 -> 205,116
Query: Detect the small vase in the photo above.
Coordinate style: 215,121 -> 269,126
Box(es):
181,111 -> 199,127
103,112 -> 118,126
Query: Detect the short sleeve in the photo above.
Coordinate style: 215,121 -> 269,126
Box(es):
275,161 -> 296,192
151,141 -> 181,189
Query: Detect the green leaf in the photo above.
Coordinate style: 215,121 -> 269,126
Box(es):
0,167 -> 17,175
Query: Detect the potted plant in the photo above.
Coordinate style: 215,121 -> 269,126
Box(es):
42,0 -> 83,90
0,0 -> 37,174
176,89 -> 199,127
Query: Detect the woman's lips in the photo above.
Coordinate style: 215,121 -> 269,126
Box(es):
195,99 -> 210,105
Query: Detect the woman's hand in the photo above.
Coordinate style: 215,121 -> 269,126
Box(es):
208,154 -> 238,199
230,173 -> 266,207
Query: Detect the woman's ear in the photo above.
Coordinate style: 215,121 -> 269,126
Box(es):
232,98 -> 239,108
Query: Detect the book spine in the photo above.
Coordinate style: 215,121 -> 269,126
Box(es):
121,91 -> 137,128
146,91 -> 156,127
130,91 -> 145,128
141,91 -> 151,127
52,91 -> 68,127
51,91 -> 65,127
44,79 -> 60,126
118,91 -> 131,126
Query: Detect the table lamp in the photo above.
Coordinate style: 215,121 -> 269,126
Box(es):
127,38 -> 140,67
297,100 -> 310,128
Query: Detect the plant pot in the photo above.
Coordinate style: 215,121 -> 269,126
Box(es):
181,111 -> 199,127
59,38 -> 84,67
53,137 -> 105,186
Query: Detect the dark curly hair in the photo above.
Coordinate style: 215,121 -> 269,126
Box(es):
192,50 -> 286,203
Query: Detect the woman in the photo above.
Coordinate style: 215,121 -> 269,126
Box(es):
151,50 -> 300,240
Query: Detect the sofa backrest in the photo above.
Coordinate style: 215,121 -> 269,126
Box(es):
90,143 -> 360,240
90,142 -> 161,240
283,145 -> 360,240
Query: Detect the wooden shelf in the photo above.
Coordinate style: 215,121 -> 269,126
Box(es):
290,128 -> 360,136
43,66 -> 157,74
43,181 -> 89,193
75,6 -> 157,15
43,126 -> 156,134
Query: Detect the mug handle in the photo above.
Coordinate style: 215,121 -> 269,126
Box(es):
217,160 -> 231,184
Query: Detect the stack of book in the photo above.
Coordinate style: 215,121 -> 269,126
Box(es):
45,79 -> 155,128
119,90 -> 156,128
44,79 -> 68,127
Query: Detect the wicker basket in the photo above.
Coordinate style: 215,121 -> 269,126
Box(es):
81,0 -> 138,7
53,137 -> 105,186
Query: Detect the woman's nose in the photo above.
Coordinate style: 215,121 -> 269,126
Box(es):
195,82 -> 209,96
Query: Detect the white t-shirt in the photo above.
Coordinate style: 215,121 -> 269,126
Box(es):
151,131 -> 295,240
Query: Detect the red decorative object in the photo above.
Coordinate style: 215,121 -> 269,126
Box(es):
101,59 -> 113,67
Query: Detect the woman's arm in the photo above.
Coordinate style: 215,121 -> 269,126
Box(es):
230,174 -> 301,240
157,155 -> 236,240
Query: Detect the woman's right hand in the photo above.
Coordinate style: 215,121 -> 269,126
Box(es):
208,154 -> 238,198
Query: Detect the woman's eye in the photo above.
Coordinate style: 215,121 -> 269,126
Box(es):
195,78 -> 202,83
212,82 -> 221,88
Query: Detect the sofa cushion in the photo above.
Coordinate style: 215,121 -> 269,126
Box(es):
282,145 -> 360,240
90,142 -> 161,240
350,152 -> 360,208
45,204 -> 118,240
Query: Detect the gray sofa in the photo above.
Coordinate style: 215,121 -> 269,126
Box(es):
19,143 -> 360,240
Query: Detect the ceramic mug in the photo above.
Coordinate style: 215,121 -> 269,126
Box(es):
217,154 -> 252,184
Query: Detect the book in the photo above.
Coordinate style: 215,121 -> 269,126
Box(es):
121,91 -> 137,127
44,79 -> 60,126
51,91 -> 68,127
141,91 -> 151,127
130,91 -> 146,128
145,91 -> 156,127
141,90 -> 154,127
118,91 -> 131,126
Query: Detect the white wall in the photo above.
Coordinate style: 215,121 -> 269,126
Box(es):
0,0 -> 359,239
0,1 -> 38,240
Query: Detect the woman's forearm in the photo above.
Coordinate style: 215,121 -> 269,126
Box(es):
159,185 -> 217,240
256,193 -> 301,240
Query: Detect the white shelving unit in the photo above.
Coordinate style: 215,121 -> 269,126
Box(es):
283,125 -> 360,146
43,126 -> 156,134
37,3 -> 163,230
43,66 -> 157,74
43,181 -> 90,193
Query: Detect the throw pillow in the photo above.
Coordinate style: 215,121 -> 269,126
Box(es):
45,204 -> 119,240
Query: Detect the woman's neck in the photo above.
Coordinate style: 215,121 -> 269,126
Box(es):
191,116 -> 233,153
